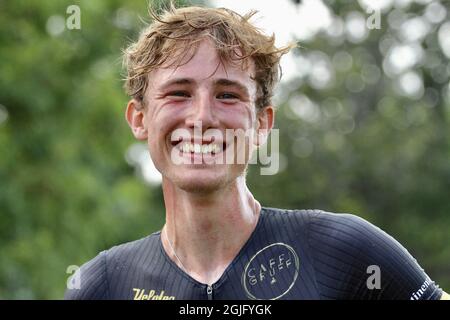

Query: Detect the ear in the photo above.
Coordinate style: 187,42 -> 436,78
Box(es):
254,106 -> 275,146
125,99 -> 148,140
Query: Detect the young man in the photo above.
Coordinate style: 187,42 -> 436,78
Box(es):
65,6 -> 449,300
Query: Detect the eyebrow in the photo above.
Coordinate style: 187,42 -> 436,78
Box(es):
214,79 -> 249,96
159,78 -> 250,96
159,78 -> 194,90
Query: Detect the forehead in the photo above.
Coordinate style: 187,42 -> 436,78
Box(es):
148,40 -> 256,91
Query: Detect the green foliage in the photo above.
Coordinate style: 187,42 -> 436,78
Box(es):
0,0 -> 448,299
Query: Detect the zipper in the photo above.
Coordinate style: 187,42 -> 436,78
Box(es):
206,285 -> 213,300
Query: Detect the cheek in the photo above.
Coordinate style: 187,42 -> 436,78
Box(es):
217,106 -> 256,129
146,136 -> 160,165
145,106 -> 189,167
146,105 -> 183,136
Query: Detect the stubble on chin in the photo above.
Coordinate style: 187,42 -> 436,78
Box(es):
166,164 -> 247,195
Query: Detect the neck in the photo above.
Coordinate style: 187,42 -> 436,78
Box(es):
160,176 -> 261,285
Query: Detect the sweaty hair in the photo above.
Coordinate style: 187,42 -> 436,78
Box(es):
122,4 -> 294,110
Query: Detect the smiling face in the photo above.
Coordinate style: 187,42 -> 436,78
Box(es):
126,39 -> 273,193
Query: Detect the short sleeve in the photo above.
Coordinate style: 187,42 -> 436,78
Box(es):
64,251 -> 109,300
349,214 -> 443,299
307,211 -> 443,300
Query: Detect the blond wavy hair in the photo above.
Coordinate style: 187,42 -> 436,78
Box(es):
123,4 -> 294,109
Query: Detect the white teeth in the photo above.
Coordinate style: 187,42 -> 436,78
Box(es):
180,143 -> 221,155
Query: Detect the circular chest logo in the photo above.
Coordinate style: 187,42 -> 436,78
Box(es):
242,243 -> 300,300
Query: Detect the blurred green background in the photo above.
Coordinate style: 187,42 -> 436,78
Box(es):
0,0 -> 448,299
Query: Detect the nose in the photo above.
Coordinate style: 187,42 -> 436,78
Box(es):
186,90 -> 219,130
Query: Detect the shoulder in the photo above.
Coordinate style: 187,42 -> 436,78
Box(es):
263,207 -> 376,265
307,210 -> 385,245
261,206 -> 320,228
303,210 -> 443,299
64,232 -> 160,300
64,250 -> 108,300
105,232 -> 160,266
261,207 -> 375,241
259,206 -> 421,259
264,207 -> 443,299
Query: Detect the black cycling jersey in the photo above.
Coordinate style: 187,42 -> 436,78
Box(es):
65,207 -> 444,300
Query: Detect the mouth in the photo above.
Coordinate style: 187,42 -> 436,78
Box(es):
170,138 -> 227,157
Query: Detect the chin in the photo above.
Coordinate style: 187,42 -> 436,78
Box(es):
166,166 -> 238,194
175,173 -> 227,194
178,181 -> 224,194
161,163 -> 247,194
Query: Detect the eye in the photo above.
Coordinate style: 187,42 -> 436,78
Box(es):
167,91 -> 190,98
217,93 -> 239,100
